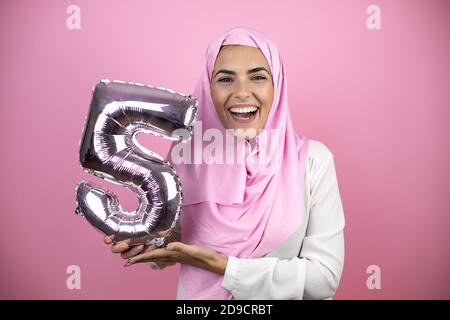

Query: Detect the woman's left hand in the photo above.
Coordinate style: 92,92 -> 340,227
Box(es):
124,241 -> 228,275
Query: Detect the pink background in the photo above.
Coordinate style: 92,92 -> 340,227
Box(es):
0,0 -> 449,299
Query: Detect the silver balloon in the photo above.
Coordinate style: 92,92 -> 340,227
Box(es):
75,79 -> 197,247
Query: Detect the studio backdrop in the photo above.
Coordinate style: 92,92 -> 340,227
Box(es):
0,0 -> 449,299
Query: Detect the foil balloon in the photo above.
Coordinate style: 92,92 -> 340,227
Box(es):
75,79 -> 197,247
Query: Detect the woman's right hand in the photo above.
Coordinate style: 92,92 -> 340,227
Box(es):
104,233 -> 179,270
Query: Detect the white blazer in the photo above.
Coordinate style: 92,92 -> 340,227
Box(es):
170,139 -> 346,300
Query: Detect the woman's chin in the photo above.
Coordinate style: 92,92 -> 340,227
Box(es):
229,127 -> 258,140
220,114 -> 263,139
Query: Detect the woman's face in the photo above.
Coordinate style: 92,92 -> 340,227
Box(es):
211,45 -> 274,140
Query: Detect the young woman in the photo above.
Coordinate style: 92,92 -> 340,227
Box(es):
105,27 -> 345,300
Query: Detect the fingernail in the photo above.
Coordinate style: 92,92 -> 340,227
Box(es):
124,259 -> 134,267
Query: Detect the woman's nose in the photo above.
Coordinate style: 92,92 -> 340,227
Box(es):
234,81 -> 251,100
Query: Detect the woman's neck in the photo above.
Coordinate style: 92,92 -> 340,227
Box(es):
247,138 -> 256,150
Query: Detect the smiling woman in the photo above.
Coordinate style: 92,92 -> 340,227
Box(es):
104,27 -> 345,301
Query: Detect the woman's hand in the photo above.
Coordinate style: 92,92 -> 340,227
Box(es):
104,231 -> 180,270
123,241 -> 229,275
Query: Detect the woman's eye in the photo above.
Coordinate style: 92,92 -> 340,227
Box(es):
218,77 -> 233,83
252,75 -> 267,81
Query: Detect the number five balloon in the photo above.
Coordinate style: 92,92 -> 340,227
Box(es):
75,79 -> 197,247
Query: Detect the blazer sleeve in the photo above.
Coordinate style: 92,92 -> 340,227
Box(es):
221,143 -> 345,300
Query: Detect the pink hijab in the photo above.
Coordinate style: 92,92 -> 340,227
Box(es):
168,27 -> 309,299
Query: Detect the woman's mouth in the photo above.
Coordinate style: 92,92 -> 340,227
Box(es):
228,105 -> 259,124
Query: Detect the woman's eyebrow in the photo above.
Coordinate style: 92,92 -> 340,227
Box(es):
214,67 -> 271,78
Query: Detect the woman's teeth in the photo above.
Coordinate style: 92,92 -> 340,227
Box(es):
228,106 -> 259,121
229,106 -> 258,113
